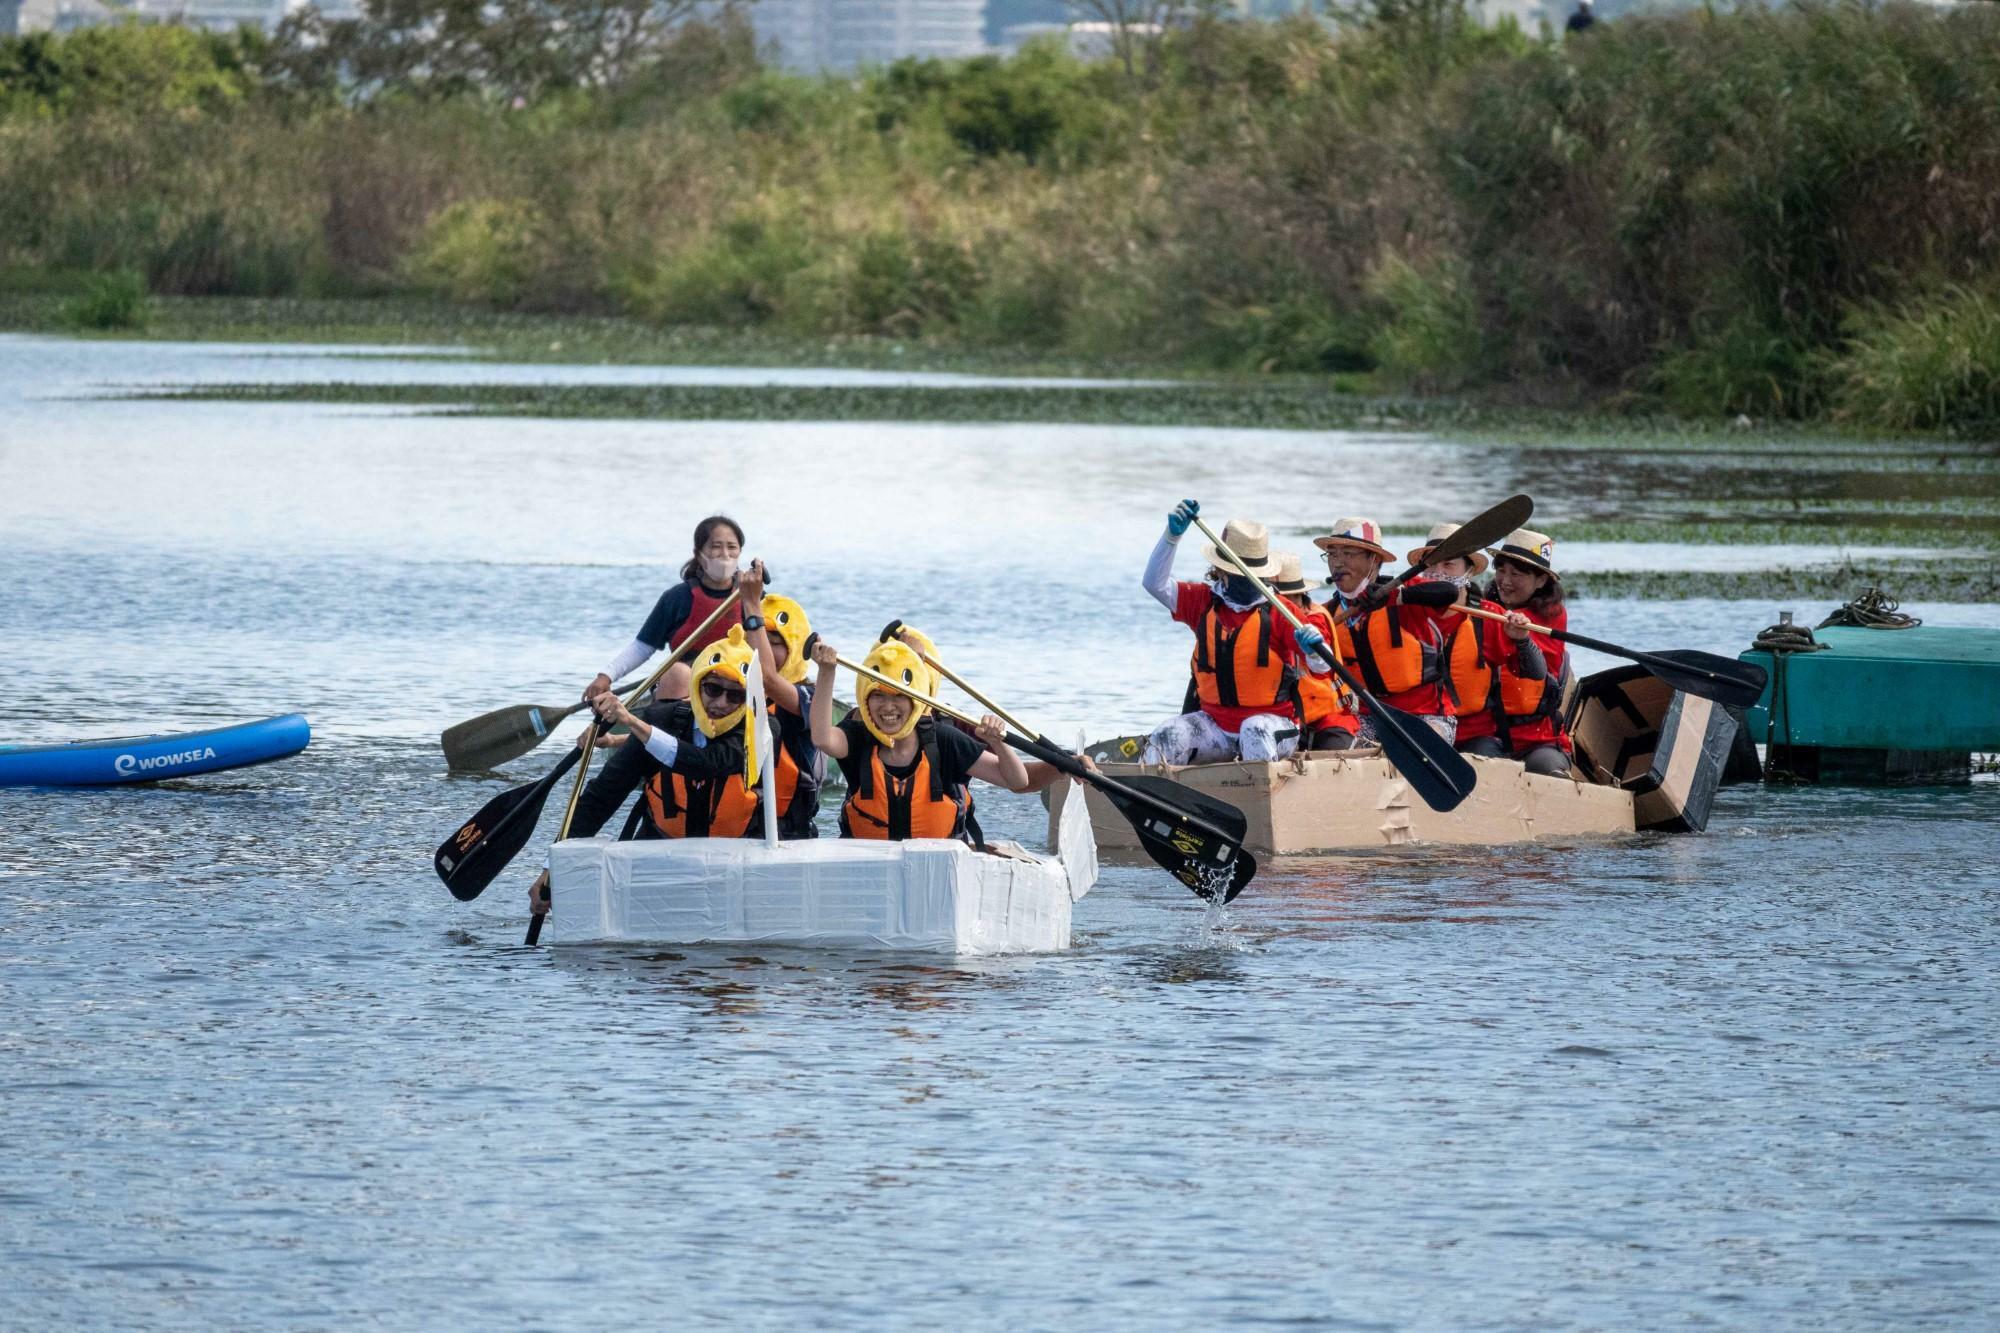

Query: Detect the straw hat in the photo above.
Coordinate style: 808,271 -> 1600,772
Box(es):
1490,527 -> 1560,582
1271,551 -> 1321,595
1202,517 -> 1281,577
1406,522 -> 1489,575
1312,517 -> 1395,562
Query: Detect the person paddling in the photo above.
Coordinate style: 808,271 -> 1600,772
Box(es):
583,514 -> 751,706
1406,522 -> 1499,728
1140,503 -> 1326,765
809,637 -> 1027,843
1273,551 -> 1360,751
1454,528 -> 1573,776
735,560 -> 826,837
526,623 -> 814,913
1313,517 -> 1462,745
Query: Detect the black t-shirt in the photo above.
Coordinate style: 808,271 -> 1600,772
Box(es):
834,715 -> 985,792
636,581 -> 696,650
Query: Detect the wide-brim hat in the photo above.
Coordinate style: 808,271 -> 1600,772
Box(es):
1271,551 -> 1321,595
1202,517 -> 1281,577
1489,527 -> 1560,582
1313,517 -> 1395,562
1406,522 -> 1489,575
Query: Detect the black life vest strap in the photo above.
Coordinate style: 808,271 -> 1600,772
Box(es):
1353,612 -> 1392,696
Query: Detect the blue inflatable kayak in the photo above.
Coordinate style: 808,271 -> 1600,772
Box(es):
0,714 -> 310,788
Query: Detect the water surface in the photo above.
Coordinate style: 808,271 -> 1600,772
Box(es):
3,336 -> 1996,1329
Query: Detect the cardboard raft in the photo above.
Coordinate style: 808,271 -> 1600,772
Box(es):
548,778 -> 1099,954
1047,670 -> 1734,857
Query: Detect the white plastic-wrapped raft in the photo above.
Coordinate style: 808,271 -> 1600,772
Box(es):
547,778 -> 1099,954
1046,668 -> 1736,856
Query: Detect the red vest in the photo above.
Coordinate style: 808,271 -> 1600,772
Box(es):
670,580 -> 745,653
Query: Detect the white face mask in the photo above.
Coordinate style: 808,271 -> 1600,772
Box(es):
699,554 -> 737,586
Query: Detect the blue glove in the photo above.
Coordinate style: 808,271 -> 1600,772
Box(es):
1166,499 -> 1200,537
1296,625 -> 1327,660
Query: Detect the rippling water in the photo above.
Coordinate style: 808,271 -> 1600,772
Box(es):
3,337 -> 1997,1328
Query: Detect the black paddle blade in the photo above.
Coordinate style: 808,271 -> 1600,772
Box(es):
1366,701 -> 1479,814
433,749 -> 578,902
1101,773 -> 1258,903
1429,493 -> 1534,569
1646,649 -> 1769,709
441,703 -> 564,772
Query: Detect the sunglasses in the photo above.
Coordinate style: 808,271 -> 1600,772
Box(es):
699,680 -> 746,704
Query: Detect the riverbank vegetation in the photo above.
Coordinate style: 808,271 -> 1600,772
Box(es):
4,2 -> 1999,432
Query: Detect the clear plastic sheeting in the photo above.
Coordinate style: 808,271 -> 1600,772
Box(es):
548,785 -> 1097,954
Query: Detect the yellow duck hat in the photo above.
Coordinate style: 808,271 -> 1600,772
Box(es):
761,594 -> 812,684
880,622 -> 942,693
856,638 -> 930,746
689,624 -> 756,739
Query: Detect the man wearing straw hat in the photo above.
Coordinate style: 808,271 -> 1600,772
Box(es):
1139,503 -> 1330,766
1313,516 -> 1463,745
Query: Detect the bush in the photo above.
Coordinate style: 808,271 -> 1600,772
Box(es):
1365,254 -> 1483,391
1654,315 -> 1818,419
408,200 -> 548,307
0,24 -> 257,119
1829,285 -> 2000,433
623,214 -> 817,327
60,269 -> 147,330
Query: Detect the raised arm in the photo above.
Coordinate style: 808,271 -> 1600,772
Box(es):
809,640 -> 847,760
1143,499 -> 1200,611
738,560 -> 801,714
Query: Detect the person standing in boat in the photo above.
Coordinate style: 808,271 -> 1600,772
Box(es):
1274,551 -> 1360,751
526,623 -> 817,913
583,514 -> 751,706
1140,505 -> 1326,766
1454,528 -> 1573,776
1313,517 -> 1462,744
809,637 -> 1028,843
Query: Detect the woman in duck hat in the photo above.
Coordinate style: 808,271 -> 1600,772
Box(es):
1273,551 -> 1361,751
527,622 -> 820,910
1138,503 -> 1331,766
1314,516 -> 1463,744
734,561 -> 827,837
1454,528 -> 1573,776
809,636 -> 1026,843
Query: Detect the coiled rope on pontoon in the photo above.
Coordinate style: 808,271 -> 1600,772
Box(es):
1818,585 -> 1922,631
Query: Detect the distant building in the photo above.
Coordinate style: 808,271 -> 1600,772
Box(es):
10,0 -> 359,33
997,20 -> 1157,60
752,0 -> 988,71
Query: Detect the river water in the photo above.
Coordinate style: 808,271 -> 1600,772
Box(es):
3,335 -> 1997,1328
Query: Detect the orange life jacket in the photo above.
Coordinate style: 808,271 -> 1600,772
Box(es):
642,705 -> 801,839
1445,602 -> 1500,715
840,723 -> 970,842
1337,604 -> 1441,699
1457,612 -> 1570,751
1191,600 -> 1291,712
1292,605 -> 1358,734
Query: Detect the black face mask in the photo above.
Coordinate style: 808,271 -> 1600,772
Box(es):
1220,573 -> 1260,604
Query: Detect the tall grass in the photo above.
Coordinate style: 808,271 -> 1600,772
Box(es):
2,5 -> 1998,426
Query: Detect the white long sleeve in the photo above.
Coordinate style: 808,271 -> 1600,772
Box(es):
642,728 -> 680,769
601,637 -> 651,682
1143,530 -> 1180,610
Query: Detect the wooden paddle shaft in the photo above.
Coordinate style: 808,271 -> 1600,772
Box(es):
1456,602 -> 1541,630
919,651 -> 1038,739
837,655 -> 985,730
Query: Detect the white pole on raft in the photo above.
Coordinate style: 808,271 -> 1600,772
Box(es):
748,645 -> 779,850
